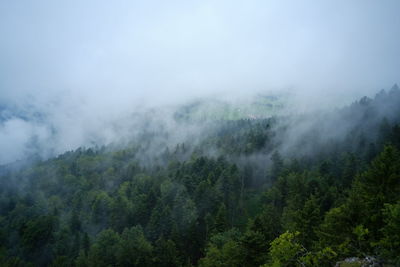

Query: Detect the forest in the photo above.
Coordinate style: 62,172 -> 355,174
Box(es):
1,86 -> 400,266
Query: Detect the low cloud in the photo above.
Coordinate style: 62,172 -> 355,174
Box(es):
0,0 -> 399,164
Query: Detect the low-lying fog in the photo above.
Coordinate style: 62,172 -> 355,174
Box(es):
0,0 -> 399,164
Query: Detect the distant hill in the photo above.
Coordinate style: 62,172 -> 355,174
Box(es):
174,93 -> 287,122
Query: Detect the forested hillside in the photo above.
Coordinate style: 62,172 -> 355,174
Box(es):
1,86 -> 400,266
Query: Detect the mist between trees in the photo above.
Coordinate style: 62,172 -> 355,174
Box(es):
1,85 -> 400,266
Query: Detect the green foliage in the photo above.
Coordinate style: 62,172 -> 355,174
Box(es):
199,229 -> 243,267
353,145 -> 400,239
20,215 -> 56,251
153,237 -> 182,267
240,204 -> 280,266
115,226 -> 153,267
378,201 -> 400,264
86,229 -> 120,267
300,247 -> 338,267
267,231 -> 305,267
1,90 -> 400,266
198,240 -> 243,267
213,204 -> 229,233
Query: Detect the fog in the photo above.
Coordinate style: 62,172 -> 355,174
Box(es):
0,0 -> 399,164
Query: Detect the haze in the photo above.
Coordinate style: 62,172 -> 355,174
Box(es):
0,0 -> 399,164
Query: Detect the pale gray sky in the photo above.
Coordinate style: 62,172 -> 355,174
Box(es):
1,0 -> 399,104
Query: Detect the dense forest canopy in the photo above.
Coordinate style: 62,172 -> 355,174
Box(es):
1,86 -> 400,266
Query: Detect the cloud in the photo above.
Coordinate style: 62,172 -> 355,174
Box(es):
0,0 -> 399,164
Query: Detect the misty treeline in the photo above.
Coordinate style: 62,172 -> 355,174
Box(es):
1,86 -> 400,266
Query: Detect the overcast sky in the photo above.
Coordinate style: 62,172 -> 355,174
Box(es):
0,0 -> 400,163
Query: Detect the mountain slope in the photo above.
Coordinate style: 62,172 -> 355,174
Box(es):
0,87 -> 400,266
